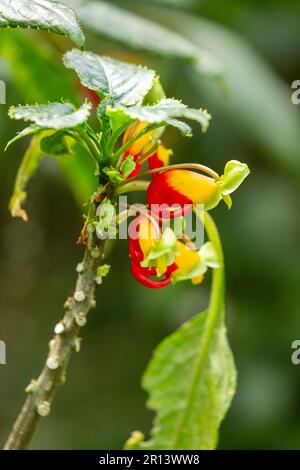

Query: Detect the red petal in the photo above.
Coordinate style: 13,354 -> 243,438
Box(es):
131,262 -> 171,289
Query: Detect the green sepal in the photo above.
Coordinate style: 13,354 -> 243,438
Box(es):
172,257 -> 207,284
120,155 -> 136,178
199,242 -> 221,269
220,160 -> 250,196
141,228 -> 179,267
103,167 -> 124,184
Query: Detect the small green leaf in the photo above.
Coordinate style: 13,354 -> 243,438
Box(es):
103,167 -> 124,184
40,131 -> 72,157
64,49 -> 156,105
120,155 -> 136,178
220,160 -> 250,196
0,0 -> 85,47
97,265 -> 111,278
5,124 -> 43,151
8,102 -> 91,129
107,99 -> 211,135
9,133 -> 50,221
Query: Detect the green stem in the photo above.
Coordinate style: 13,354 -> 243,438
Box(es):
78,129 -> 101,160
173,210 -> 225,448
105,123 -> 129,160
198,210 -> 224,316
115,180 -> 150,196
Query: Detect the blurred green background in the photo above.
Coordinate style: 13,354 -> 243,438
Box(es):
1,0 -> 300,450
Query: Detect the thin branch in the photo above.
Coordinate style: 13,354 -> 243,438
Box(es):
4,229 -> 106,450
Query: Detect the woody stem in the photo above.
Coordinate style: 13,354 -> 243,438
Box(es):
3,230 -> 106,450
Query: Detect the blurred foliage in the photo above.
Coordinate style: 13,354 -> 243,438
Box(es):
1,0 -> 300,450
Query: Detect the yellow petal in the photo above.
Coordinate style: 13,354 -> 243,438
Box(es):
123,121 -> 154,156
138,217 -> 158,258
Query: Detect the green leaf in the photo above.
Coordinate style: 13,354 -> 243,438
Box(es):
77,1 -> 222,79
9,133 -> 49,221
9,102 -> 91,129
220,160 -> 250,196
5,124 -> 43,151
96,264 -> 110,278
126,308 -> 236,450
166,119 -> 192,137
40,131 -> 72,157
64,49 -> 156,106
107,99 -> 211,135
0,0 -> 85,47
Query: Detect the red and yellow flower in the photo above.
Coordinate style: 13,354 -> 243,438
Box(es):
129,214 -> 207,289
121,120 -> 250,288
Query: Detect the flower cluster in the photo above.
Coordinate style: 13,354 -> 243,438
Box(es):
121,121 -> 250,289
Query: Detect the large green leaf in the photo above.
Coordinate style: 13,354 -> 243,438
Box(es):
9,133 -> 48,221
0,0 -> 85,47
64,49 -> 156,106
126,307 -> 236,450
76,1 -> 222,79
106,99 -> 211,135
9,102 -> 91,129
